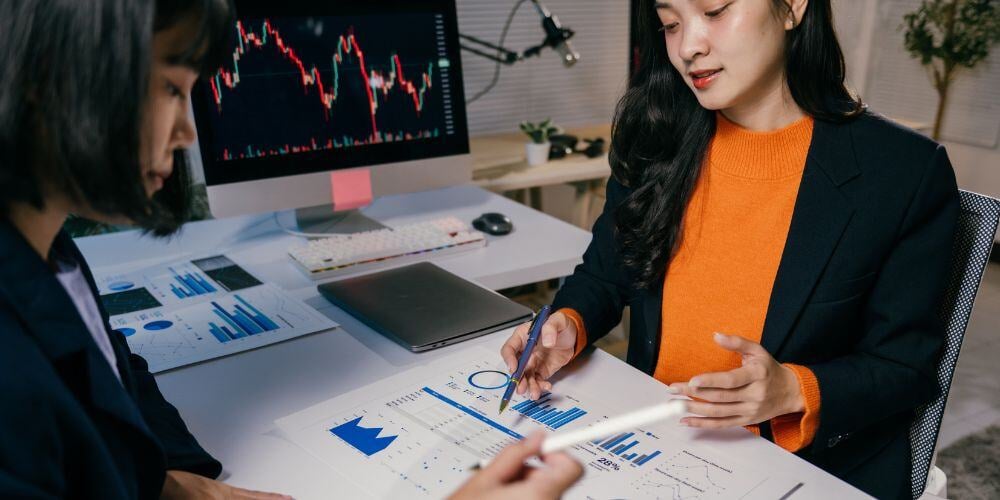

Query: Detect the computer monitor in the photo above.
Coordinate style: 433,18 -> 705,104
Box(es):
191,0 -> 471,229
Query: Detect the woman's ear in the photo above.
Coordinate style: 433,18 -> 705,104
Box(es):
785,0 -> 809,30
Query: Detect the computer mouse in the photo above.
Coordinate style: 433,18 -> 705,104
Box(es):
472,212 -> 513,236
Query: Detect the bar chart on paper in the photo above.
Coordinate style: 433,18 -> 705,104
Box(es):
591,429 -> 663,466
167,266 -> 217,298
108,283 -> 335,373
509,394 -> 588,429
276,349 -> 802,499
95,255 -> 263,315
206,294 -> 282,343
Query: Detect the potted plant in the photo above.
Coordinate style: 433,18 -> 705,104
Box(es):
519,118 -> 561,166
902,0 -> 1000,140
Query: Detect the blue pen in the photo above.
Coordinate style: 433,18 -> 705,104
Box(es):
499,305 -> 553,414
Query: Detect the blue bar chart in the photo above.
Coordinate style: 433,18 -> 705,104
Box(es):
207,294 -> 281,342
510,395 -> 587,429
592,431 -> 662,466
169,267 -> 218,298
104,282 -> 335,373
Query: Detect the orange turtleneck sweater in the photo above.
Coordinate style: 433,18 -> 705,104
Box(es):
564,113 -> 821,452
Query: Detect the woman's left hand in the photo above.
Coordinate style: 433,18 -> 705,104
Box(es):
160,470 -> 291,500
669,333 -> 804,428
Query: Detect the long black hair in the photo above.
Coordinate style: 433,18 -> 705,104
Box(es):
0,0 -> 233,236
611,0 -> 864,290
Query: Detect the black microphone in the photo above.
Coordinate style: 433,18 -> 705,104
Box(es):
532,0 -> 580,67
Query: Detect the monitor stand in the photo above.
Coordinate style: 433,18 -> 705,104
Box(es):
295,205 -> 386,235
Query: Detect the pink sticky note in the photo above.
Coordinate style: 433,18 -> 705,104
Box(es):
330,168 -> 373,211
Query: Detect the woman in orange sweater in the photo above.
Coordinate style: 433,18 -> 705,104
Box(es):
500,0 -> 958,498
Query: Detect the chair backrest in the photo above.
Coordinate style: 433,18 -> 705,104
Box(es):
909,190 -> 1000,498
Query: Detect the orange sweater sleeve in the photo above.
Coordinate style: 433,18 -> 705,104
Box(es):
771,363 -> 821,452
558,308 -> 589,358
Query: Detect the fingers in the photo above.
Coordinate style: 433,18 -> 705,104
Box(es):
712,333 -> 767,357
516,376 -> 553,400
501,324 -> 529,373
685,400 -> 747,419
528,376 -> 542,401
553,312 -> 580,350
481,432 -> 545,483
231,488 -> 293,499
682,386 -> 745,403
516,376 -> 528,395
540,313 -> 568,348
514,355 -> 551,399
532,452 -> 584,496
540,322 -> 560,349
681,415 -> 748,429
515,356 -> 539,395
688,364 -> 760,390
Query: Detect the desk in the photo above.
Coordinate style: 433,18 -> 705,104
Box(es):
471,124 -> 612,227
76,185 -> 591,292
76,185 -> 866,499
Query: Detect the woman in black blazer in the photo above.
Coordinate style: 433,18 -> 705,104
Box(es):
500,0 -> 959,498
0,0 -> 582,498
0,1 -> 290,497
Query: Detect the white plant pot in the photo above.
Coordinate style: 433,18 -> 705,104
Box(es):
526,142 -> 550,166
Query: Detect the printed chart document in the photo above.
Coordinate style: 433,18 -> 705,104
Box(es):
93,255 -> 336,373
276,347 -> 802,499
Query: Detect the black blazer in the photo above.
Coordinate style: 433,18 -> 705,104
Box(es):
552,111 -> 959,499
0,223 -> 221,498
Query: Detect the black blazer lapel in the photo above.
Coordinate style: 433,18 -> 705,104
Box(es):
0,223 -> 155,441
636,281 -> 664,374
760,118 -> 860,354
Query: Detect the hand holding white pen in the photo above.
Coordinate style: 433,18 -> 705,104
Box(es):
450,432 -> 583,500
475,399 -> 688,470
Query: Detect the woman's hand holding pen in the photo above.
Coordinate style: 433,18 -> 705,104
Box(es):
669,333 -> 805,428
500,311 -> 578,400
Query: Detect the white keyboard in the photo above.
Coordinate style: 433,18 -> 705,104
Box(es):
287,216 -> 487,280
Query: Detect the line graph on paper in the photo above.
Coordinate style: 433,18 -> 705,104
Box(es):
206,13 -> 457,161
626,449 -> 768,500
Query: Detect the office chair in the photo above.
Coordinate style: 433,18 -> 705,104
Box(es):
909,190 -> 1000,499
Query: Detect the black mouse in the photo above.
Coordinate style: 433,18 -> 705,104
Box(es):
472,212 -> 513,236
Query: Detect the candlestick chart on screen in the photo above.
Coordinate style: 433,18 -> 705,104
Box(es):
205,14 -> 457,162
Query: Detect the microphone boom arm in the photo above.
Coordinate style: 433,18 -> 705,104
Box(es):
459,0 -> 578,66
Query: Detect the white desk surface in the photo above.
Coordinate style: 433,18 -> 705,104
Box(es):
76,185 -> 591,292
76,185 -> 867,499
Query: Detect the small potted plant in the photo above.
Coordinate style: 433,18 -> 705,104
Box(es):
519,118 -> 561,166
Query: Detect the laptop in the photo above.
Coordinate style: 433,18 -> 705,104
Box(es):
317,262 -> 534,352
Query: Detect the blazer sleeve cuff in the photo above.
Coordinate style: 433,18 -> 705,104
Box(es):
771,363 -> 821,452
558,307 -> 589,358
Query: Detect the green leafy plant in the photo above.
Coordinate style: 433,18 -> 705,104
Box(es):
903,0 -> 1000,140
519,118 -> 561,144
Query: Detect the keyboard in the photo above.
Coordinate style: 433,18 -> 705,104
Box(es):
287,216 -> 487,280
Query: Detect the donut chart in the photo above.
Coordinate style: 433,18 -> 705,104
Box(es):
467,370 -> 510,390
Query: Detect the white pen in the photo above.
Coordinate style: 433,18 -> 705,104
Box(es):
473,399 -> 688,470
